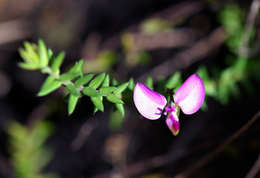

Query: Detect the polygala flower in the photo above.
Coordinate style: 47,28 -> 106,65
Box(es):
133,74 -> 205,135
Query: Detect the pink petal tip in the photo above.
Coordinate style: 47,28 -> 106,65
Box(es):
166,112 -> 180,136
174,74 -> 205,115
133,82 -> 167,120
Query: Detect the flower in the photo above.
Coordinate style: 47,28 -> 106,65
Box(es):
133,74 -> 205,135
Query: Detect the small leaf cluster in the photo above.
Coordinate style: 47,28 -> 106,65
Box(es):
6,121 -> 57,178
19,40 -> 133,115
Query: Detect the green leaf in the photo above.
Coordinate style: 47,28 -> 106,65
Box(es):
82,87 -> 100,97
166,72 -> 182,89
38,76 -> 62,96
112,79 -> 118,86
128,78 -> 135,90
68,60 -> 84,77
106,94 -> 124,104
60,72 -> 79,81
91,96 -> 104,112
18,62 -> 41,70
38,40 -> 49,67
115,103 -> 125,117
114,82 -> 129,94
48,49 -> 53,59
99,87 -> 117,95
66,84 -> 81,96
50,51 -> 65,74
145,76 -> 153,90
68,94 -> 79,115
102,75 -> 110,87
74,74 -> 93,87
88,73 -> 106,89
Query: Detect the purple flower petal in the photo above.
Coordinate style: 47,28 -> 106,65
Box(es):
174,74 -> 205,115
166,112 -> 180,136
133,82 -> 167,120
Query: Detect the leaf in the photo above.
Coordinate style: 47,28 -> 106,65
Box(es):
106,94 -> 124,104
115,103 -> 125,117
66,84 -> 81,96
68,94 -> 79,115
145,76 -> 153,90
99,87 -> 117,95
112,79 -> 118,86
68,60 -> 84,77
74,74 -> 93,87
38,40 -> 49,67
88,73 -> 106,89
50,51 -> 65,74
128,78 -> 135,90
18,62 -> 41,70
60,72 -> 79,81
38,76 -> 62,96
102,75 -> 110,87
114,82 -> 129,94
82,87 -> 100,97
166,72 -> 182,89
91,96 -> 104,112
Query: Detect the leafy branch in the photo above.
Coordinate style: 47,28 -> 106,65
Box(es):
19,40 -> 133,115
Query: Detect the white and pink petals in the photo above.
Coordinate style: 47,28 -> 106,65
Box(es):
166,112 -> 180,136
174,74 -> 205,115
133,82 -> 167,120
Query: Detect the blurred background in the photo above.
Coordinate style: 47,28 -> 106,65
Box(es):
1,0 -> 260,177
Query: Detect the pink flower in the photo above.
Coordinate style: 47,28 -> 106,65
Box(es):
133,74 -> 205,135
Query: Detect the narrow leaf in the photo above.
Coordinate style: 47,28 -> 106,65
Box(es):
115,103 -> 125,117
60,72 -> 79,81
66,84 -> 81,96
24,42 -> 39,62
68,60 -> 84,77
89,73 -> 106,89
38,76 -> 62,96
82,87 -> 100,97
114,82 -> 129,94
166,71 -> 182,89
145,76 -> 153,90
106,94 -> 124,104
99,87 -> 117,95
18,62 -> 40,70
50,51 -> 65,74
74,74 -> 93,87
128,78 -> 135,90
38,40 -> 49,67
102,75 -> 110,87
91,96 -> 104,112
68,94 -> 79,115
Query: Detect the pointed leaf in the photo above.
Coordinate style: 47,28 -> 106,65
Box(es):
68,94 -> 79,115
50,51 -> 65,74
18,62 -> 41,70
102,75 -> 110,87
114,82 -> 129,94
88,73 -> 106,89
99,87 -> 117,95
60,72 -> 79,81
91,96 -> 104,112
75,74 -> 93,87
166,72 -> 182,89
106,94 -> 124,104
112,79 -> 118,86
128,78 -> 135,90
115,103 -> 125,117
68,60 -> 84,77
66,84 -> 81,96
23,42 -> 39,62
145,76 -> 154,90
38,40 -> 49,67
82,87 -> 100,97
38,76 -> 62,96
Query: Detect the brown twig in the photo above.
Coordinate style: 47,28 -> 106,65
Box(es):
175,110 -> 260,178
245,153 -> 260,178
